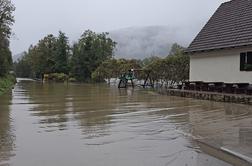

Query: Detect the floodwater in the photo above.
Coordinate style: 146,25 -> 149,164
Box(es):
0,79 -> 252,166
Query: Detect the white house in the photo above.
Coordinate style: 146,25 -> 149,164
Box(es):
186,0 -> 252,84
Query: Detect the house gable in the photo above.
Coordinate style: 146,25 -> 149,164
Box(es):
186,0 -> 252,53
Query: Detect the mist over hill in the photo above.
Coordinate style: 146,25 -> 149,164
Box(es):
109,26 -> 192,59
13,26 -> 194,61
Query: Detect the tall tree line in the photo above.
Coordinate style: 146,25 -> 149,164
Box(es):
15,39 -> 189,85
0,0 -> 15,76
14,30 -> 116,81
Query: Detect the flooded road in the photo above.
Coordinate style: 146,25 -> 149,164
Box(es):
0,79 -> 251,166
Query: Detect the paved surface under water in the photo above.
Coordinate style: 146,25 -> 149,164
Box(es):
0,79 -> 251,166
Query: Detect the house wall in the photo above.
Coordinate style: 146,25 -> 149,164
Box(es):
190,47 -> 252,83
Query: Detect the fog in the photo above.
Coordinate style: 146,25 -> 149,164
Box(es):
110,26 -> 193,59
10,0 -> 228,58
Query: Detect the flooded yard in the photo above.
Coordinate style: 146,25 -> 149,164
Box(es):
0,79 -> 251,166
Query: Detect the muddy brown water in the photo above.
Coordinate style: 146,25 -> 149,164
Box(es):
0,79 -> 251,166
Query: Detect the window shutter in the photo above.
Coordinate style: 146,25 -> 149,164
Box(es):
240,52 -> 246,71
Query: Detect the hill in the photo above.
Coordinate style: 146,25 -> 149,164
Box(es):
13,26 -> 192,61
109,26 -> 191,59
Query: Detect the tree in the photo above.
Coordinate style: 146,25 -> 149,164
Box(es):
13,52 -> 32,78
92,58 -> 142,82
142,56 -> 161,67
15,32 -> 72,79
32,35 -> 57,77
92,59 -> 118,82
54,31 -> 69,74
14,30 -> 117,81
0,41 -> 12,76
0,0 -> 15,76
169,43 -> 185,56
143,43 -> 189,87
0,0 -> 15,39
71,30 -> 116,81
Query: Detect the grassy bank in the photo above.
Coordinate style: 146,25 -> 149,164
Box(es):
0,74 -> 16,96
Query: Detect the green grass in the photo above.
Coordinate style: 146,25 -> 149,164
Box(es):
0,74 -> 16,96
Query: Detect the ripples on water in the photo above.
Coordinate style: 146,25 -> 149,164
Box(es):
0,79 -> 251,166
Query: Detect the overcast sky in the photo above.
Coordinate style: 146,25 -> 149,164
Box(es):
10,0 -> 228,55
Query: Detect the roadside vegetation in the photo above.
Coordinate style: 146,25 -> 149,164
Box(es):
92,43 -> 189,87
0,0 -> 16,95
14,33 -> 189,86
0,0 -> 189,93
14,30 -> 116,82
0,74 -> 16,95
9,3 -> 188,87
144,44 -> 189,87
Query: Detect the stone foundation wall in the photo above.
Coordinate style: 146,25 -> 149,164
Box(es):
157,89 -> 252,105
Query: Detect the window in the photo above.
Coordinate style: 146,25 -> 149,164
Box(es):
240,52 -> 252,71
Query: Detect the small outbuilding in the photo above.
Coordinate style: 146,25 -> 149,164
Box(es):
186,0 -> 252,84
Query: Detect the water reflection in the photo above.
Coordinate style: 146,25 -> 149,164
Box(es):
22,83 -> 117,137
0,92 -> 15,165
1,80 -> 252,165
188,101 -> 252,164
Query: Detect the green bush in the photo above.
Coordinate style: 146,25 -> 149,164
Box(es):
0,74 -> 16,96
48,73 -> 68,82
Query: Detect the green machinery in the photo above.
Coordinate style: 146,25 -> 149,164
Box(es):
118,69 -> 154,89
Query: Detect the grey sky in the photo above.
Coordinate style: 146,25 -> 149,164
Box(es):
10,0 -> 227,55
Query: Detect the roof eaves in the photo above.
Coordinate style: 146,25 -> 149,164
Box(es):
185,43 -> 252,54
